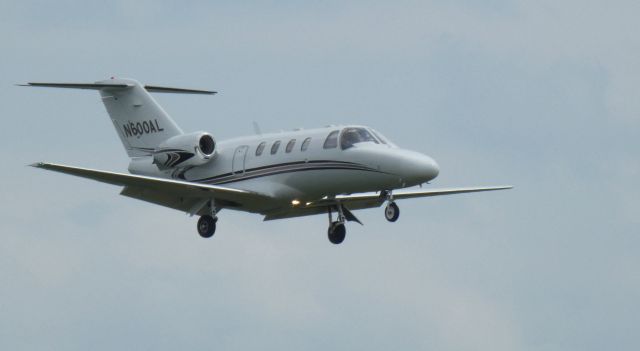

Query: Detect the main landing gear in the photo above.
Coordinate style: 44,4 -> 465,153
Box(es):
327,205 -> 347,244
328,222 -> 346,244
197,215 -> 217,238
197,200 -> 218,238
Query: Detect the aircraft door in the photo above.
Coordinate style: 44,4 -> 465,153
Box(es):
232,145 -> 249,174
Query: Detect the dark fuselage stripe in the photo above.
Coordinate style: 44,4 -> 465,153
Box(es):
192,160 -> 377,183
189,160 -> 389,185
204,165 -> 389,185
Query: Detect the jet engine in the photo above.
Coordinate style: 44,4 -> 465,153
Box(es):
153,132 -> 216,170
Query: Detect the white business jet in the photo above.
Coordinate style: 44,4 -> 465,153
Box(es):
23,78 -> 511,244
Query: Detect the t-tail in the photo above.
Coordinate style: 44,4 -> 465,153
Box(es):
22,78 -> 219,174
21,78 -> 216,158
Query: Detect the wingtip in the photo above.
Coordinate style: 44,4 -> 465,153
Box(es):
29,162 -> 45,168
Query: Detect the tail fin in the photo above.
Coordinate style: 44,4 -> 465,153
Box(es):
21,78 -> 215,157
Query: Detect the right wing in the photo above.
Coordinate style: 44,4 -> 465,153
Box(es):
334,185 -> 513,203
264,186 -> 512,220
31,162 -> 274,215
313,185 -> 513,208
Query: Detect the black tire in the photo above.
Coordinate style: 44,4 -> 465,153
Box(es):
197,215 -> 216,238
328,222 -> 346,244
384,202 -> 400,222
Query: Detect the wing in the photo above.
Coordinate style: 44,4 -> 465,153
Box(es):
340,185 -> 512,202
31,162 -> 273,215
264,186 -> 512,220
318,185 -> 512,206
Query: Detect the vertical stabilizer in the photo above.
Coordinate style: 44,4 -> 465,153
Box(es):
97,78 -> 183,157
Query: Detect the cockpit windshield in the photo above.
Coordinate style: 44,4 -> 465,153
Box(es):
340,127 -> 379,149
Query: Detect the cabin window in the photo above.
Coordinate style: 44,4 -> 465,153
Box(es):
271,140 -> 281,154
286,139 -> 296,153
340,127 -> 378,150
255,141 -> 266,156
323,130 -> 340,149
301,137 -> 312,151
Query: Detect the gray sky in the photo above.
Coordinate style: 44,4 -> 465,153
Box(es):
1,1 -> 638,350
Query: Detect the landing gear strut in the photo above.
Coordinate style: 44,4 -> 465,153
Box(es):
327,205 -> 347,244
197,199 -> 218,238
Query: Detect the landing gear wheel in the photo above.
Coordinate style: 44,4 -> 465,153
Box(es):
197,215 -> 217,238
328,222 -> 346,244
384,202 -> 400,222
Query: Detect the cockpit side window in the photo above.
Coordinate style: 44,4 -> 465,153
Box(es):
370,130 -> 387,145
323,130 -> 340,149
371,129 -> 396,147
340,127 -> 379,150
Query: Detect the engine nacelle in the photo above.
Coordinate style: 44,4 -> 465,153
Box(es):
153,132 -> 216,170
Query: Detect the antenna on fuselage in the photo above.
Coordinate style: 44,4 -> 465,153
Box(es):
252,121 -> 262,135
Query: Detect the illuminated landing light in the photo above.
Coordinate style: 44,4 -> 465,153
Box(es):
291,199 -> 301,206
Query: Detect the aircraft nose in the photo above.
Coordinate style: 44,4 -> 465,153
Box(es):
396,151 -> 440,184
418,155 -> 439,181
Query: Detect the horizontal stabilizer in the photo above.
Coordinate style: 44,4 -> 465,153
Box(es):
18,82 -> 131,89
144,85 -> 216,95
19,82 -> 216,95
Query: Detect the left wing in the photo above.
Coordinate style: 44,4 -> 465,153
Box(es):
31,162 -> 274,214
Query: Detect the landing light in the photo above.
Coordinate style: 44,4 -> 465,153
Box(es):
291,199 -> 301,206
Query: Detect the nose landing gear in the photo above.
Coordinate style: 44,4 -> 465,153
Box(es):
381,190 -> 400,222
384,202 -> 400,222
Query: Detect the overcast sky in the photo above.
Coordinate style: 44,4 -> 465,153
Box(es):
1,1 -> 639,350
